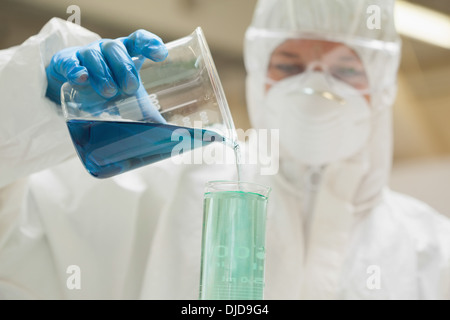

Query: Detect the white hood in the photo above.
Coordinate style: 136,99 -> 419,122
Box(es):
243,0 -> 402,210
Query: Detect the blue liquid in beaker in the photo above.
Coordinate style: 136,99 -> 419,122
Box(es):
67,119 -> 222,179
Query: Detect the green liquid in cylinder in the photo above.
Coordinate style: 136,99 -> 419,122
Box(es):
199,190 -> 268,300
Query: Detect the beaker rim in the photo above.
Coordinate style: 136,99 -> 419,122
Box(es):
205,180 -> 271,198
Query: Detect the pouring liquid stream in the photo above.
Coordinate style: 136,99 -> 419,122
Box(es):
223,136 -> 243,186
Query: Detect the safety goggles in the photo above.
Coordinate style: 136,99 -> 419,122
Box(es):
245,27 -> 401,97
266,38 -> 370,95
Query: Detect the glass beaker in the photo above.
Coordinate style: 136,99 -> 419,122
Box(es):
61,27 -> 236,179
199,181 -> 271,300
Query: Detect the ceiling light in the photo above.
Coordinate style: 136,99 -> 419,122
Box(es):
396,0 -> 450,49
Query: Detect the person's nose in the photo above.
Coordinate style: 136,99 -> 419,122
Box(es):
306,61 -> 326,73
313,65 -> 324,72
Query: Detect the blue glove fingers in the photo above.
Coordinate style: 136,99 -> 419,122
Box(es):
77,43 -> 118,99
100,40 -> 140,96
135,85 -> 167,124
121,29 -> 168,62
51,47 -> 89,85
45,47 -> 89,104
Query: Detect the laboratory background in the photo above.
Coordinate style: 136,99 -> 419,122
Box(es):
2,0 -> 450,216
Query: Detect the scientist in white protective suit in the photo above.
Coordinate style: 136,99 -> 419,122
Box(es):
1,0 -> 450,300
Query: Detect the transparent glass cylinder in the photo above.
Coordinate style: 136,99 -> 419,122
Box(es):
199,181 -> 271,300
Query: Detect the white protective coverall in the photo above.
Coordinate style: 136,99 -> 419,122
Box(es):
1,0 -> 450,300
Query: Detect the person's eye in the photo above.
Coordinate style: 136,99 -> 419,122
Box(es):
274,64 -> 305,76
333,67 -> 365,78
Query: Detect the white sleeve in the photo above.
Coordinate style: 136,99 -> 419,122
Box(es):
0,18 -> 101,188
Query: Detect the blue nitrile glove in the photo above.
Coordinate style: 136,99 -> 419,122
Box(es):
45,29 -> 168,107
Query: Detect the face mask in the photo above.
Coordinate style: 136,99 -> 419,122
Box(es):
264,72 -> 371,166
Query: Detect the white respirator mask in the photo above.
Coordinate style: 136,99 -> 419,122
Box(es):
264,72 -> 371,166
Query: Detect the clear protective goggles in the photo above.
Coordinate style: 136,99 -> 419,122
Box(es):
266,38 -> 370,95
245,27 -> 401,98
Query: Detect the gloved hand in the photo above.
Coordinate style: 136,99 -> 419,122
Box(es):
45,29 -> 168,105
